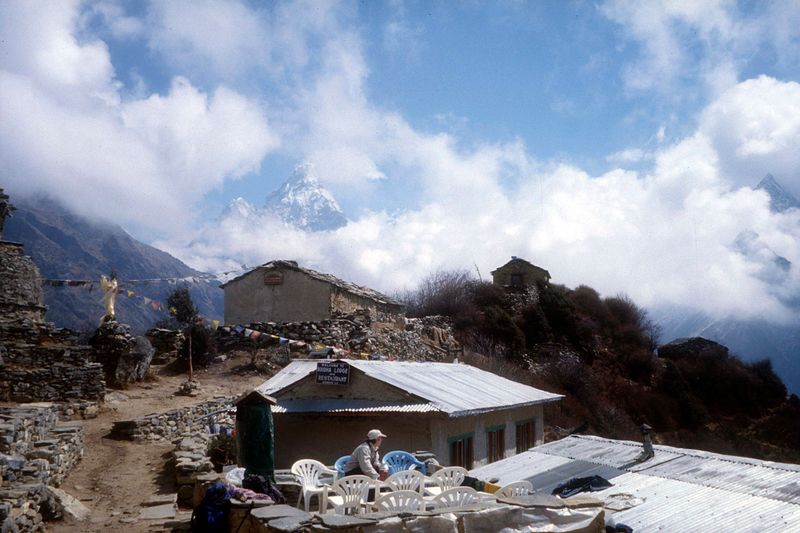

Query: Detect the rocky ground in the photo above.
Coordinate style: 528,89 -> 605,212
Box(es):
46,354 -> 266,533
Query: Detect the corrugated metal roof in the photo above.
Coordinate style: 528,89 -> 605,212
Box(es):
258,359 -> 563,417
270,399 -> 440,414
469,435 -> 800,532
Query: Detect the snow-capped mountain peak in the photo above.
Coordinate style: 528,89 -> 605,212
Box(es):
220,197 -> 258,220
264,164 -> 347,231
756,174 -> 800,213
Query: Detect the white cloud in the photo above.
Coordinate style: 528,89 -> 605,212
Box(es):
164,74 -> 800,326
699,76 -> 800,197
600,0 -> 800,95
0,0 -> 278,231
606,148 -> 648,163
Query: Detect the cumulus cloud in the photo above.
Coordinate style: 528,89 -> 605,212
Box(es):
601,0 -> 800,95
160,72 -> 800,325
699,76 -> 800,197
0,0 -> 278,231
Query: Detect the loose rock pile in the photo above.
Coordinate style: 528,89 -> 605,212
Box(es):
89,318 -> 154,387
217,311 -> 459,362
111,397 -> 234,442
0,404 -> 85,532
170,433 -> 216,506
145,328 -> 184,364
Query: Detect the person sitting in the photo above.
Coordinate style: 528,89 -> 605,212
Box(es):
343,429 -> 389,481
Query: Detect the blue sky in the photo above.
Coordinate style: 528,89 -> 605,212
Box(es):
2,0 -> 800,324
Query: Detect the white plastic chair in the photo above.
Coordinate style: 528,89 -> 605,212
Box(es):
425,466 -> 467,497
430,487 -> 478,510
323,475 -> 374,515
496,480 -> 533,498
385,469 -> 425,494
373,490 -> 425,513
291,459 -> 337,512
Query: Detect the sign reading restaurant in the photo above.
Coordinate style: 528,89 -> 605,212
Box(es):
316,361 -> 350,385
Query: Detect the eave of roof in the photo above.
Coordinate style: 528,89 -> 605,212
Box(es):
258,359 -> 563,417
271,399 -> 441,414
219,259 -> 405,308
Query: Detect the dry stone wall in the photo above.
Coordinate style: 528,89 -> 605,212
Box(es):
218,312 -> 458,362
111,396 -> 234,441
0,404 -> 85,532
0,241 -> 107,404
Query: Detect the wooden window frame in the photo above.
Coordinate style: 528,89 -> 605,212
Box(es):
448,432 -> 474,470
486,424 -> 506,464
515,418 -> 536,454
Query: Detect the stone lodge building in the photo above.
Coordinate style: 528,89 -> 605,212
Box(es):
258,359 -> 563,469
220,260 -> 405,325
491,256 -> 551,288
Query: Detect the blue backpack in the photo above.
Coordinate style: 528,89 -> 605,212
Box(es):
191,482 -> 231,533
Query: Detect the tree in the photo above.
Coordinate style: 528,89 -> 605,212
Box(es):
167,286 -> 198,381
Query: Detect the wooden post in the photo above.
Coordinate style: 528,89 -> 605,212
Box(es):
188,325 -> 194,382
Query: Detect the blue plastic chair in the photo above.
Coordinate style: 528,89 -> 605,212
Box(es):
334,455 -> 350,479
382,450 -> 427,475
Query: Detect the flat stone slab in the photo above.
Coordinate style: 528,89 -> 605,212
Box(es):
143,493 -> 177,506
47,486 -> 90,521
318,513 -> 377,528
267,516 -> 313,532
139,503 -> 176,520
252,504 -> 312,521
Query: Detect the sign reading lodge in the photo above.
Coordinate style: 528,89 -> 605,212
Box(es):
316,361 -> 350,385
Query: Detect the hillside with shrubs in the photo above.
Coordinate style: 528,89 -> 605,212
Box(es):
398,270 -> 800,463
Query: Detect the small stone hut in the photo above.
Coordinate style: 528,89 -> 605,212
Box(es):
491,256 -> 551,288
258,359 -> 563,469
220,260 -> 405,325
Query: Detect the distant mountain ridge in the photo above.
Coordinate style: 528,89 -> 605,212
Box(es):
756,174 -> 800,212
653,174 -> 800,394
222,164 -> 348,232
4,196 -> 223,334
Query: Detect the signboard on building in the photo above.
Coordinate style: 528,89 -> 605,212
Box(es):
264,272 -> 283,285
316,361 -> 350,385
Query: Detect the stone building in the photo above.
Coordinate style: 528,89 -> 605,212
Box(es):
258,359 -> 562,469
220,260 -> 405,325
0,193 -> 105,402
491,256 -> 551,288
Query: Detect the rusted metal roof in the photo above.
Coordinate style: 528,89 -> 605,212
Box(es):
258,359 -> 563,417
220,259 -> 404,308
470,435 -> 800,532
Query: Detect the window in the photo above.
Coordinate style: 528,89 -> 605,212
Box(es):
449,433 -> 474,469
516,419 -> 535,454
486,425 -> 505,463
510,273 -> 523,287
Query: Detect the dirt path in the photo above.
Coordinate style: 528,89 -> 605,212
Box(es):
49,357 -> 267,532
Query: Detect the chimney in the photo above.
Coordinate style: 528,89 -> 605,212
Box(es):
635,424 -> 655,462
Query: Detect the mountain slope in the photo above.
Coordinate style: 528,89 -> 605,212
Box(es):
4,196 -> 223,334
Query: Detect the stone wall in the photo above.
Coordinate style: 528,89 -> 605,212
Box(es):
218,313 -> 457,362
111,396 -> 235,441
0,242 -> 45,327
0,241 -> 107,404
0,404 -> 85,532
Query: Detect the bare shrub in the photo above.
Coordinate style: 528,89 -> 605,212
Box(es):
398,269 -> 474,318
